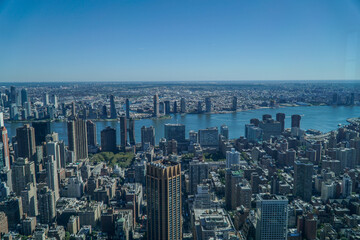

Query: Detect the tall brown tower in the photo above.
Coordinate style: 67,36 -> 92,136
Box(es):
146,160 -> 182,240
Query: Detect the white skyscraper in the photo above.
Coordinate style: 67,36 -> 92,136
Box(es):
46,155 -> 60,201
226,148 -> 240,168
256,194 -> 288,240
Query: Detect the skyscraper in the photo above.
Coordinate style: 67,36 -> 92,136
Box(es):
11,157 -> 36,196
67,118 -> 88,160
291,114 -> 301,128
276,113 -> 285,132
110,95 -> 117,119
0,126 -> 10,170
153,94 -> 159,117
256,194 -> 288,240
146,160 -> 182,240
38,186 -> 56,224
205,97 -> 212,113
232,96 -> 237,111
164,100 -> 171,115
32,121 -> 51,146
46,141 -> 61,170
220,125 -> 229,139
226,148 -> 240,168
197,101 -> 203,113
164,124 -> 185,143
16,124 -> 36,161
128,118 -> 136,146
43,93 -> 49,106
50,94 -> 58,108
141,126 -> 155,150
294,158 -> 313,202
180,98 -> 186,113
21,88 -> 28,107
46,155 -> 60,201
173,101 -> 178,113
101,126 -> 117,152
125,98 -> 130,119
120,116 -> 127,150
342,174 -> 352,198
225,168 -> 242,210
86,120 -> 97,147
189,160 -> 209,195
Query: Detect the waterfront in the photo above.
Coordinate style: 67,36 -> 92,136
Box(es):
5,106 -> 360,145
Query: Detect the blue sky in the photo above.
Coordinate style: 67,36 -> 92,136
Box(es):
0,0 -> 360,82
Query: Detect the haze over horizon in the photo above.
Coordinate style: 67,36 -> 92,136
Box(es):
1,0 -> 360,82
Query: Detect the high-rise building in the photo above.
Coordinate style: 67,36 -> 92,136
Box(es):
128,118 -> 136,146
198,127 -> 219,148
86,120 -> 97,147
173,101 -> 178,113
11,157 -> 36,196
21,183 -> 38,217
43,93 -> 49,106
153,94 -> 159,117
21,88 -> 28,107
258,118 -> 282,141
342,174 -> 352,198
125,98 -> 130,119
164,101 -> 171,115
0,126 -> 10,170
205,97 -> 212,113
46,141 -> 62,170
276,113 -> 285,132
110,95 -> 117,119
197,101 -> 203,113
120,116 -> 127,150
46,155 -> 60,201
164,124 -> 185,143
67,118 -> 88,161
255,194 -> 288,240
232,96 -> 237,111
226,148 -> 240,168
141,126 -> 155,150
220,125 -> 229,139
38,186 -> 56,224
10,86 -> 16,104
245,124 -> 263,142
294,158 -> 313,202
32,121 -> 51,146
50,94 -> 58,108
146,160 -> 182,240
16,124 -> 36,161
180,98 -> 186,113
189,160 -> 209,195
225,169 -> 242,210
101,126 -> 117,152
291,114 -> 301,128
71,101 -> 76,116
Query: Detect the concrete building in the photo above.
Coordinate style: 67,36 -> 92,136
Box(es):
101,126 -> 117,152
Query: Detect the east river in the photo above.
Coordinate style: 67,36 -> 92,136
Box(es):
4,106 -> 360,145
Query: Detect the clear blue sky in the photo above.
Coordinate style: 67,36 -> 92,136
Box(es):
0,0 -> 360,82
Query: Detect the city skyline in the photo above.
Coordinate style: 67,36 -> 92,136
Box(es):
1,0 -> 360,82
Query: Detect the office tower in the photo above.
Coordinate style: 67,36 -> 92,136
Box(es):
164,124 -> 185,143
25,102 -> 31,117
32,121 -> 51,146
146,160 -> 182,240
173,101 -> 178,113
205,97 -> 212,113
0,196 -> 23,229
67,118 -> 88,161
232,96 -> 237,111
128,118 -> 136,146
180,98 -> 186,113
86,120 -> 97,147
43,93 -> 49,106
120,116 -> 127,150
101,105 -> 108,119
11,157 -> 36,195
16,124 -> 36,161
197,101 -> 203,113
256,194 -> 288,240
101,127 -> 117,152
225,169 -> 242,210
21,88 -> 28,107
0,126 -> 10,170
189,130 -> 198,143
164,100 -> 171,115
226,148 -> 240,168
50,95 -> 58,108
236,181 -> 252,209
110,95 -> 117,119
71,101 -> 76,116
276,113 -> 285,132
189,160 -> 209,195
141,126 -> 155,150
153,94 -> 159,117
21,183 -> 38,217
294,158 -> 313,202
291,114 -> 301,128
259,118 -> 282,141
198,127 -> 219,148
220,125 -> 229,139
46,156 -> 60,201
10,86 -> 16,104
38,186 -> 56,224
342,174 -> 352,198
125,98 -> 130,119
245,124 -> 263,142
46,141 -> 63,170
0,112 -> 3,127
